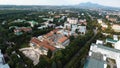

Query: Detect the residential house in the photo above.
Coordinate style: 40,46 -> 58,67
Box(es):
14,27 -> 32,35
112,24 -> 120,32
113,35 -> 118,41
43,18 -> 54,22
108,18 -> 117,22
101,23 -> 108,30
97,19 -> 103,24
78,26 -> 86,34
78,19 -> 87,25
96,40 -> 104,45
106,38 -> 118,44
64,23 -> 71,30
67,18 -> 78,24
27,21 -> 38,27
14,19 -> 26,23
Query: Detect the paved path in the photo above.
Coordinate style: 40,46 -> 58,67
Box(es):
64,30 -> 98,68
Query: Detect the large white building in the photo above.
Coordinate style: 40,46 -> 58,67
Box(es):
85,43 -> 120,68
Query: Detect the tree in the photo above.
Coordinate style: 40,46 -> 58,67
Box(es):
52,61 -> 57,68
47,49 -> 52,58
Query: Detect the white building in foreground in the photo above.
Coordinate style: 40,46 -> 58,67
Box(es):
85,43 -> 120,68
0,50 -> 10,68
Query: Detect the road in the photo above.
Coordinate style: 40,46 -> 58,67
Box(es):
63,29 -> 98,68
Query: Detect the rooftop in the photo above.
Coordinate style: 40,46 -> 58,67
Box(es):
106,38 -> 118,43
84,52 -> 104,68
58,36 -> 68,43
30,37 -> 56,51
91,43 -> 120,53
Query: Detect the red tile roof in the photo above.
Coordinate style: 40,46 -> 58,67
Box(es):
21,27 -> 32,32
45,29 -> 60,38
14,27 -> 32,32
58,36 -> 68,43
30,37 -> 56,51
45,32 -> 54,38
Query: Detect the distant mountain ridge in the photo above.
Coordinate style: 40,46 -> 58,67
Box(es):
76,2 -> 120,9
79,2 -> 104,8
0,2 -> 120,10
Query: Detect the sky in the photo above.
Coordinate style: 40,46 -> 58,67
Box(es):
0,0 -> 120,7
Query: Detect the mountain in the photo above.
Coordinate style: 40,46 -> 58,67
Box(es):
79,2 -> 104,8
76,2 -> 120,10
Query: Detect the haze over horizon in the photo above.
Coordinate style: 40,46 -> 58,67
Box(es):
0,0 -> 120,8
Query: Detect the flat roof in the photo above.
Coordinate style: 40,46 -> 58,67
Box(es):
106,38 -> 118,42
91,43 -> 120,53
84,52 -> 104,68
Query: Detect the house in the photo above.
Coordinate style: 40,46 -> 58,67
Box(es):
55,25 -> 64,29
101,23 -> 108,30
43,18 -> 54,22
78,26 -> 86,34
14,19 -> 26,23
78,19 -> 87,25
106,38 -> 118,44
97,19 -> 108,30
43,21 -> 55,27
57,30 -> 71,36
0,50 -> 10,68
96,40 -> 104,45
64,23 -> 71,30
30,37 -> 56,52
112,24 -> 120,32
113,35 -> 118,41
84,43 -> 120,68
54,15 -> 61,18
27,21 -> 38,27
67,18 -> 78,24
38,25 -> 47,29
14,27 -> 32,35
71,24 -> 78,32
108,18 -> 117,22
97,19 -> 103,24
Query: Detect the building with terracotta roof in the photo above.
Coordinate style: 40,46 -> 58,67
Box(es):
29,28 -> 70,55
14,27 -> 32,35
58,36 -> 70,47
30,37 -> 56,52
